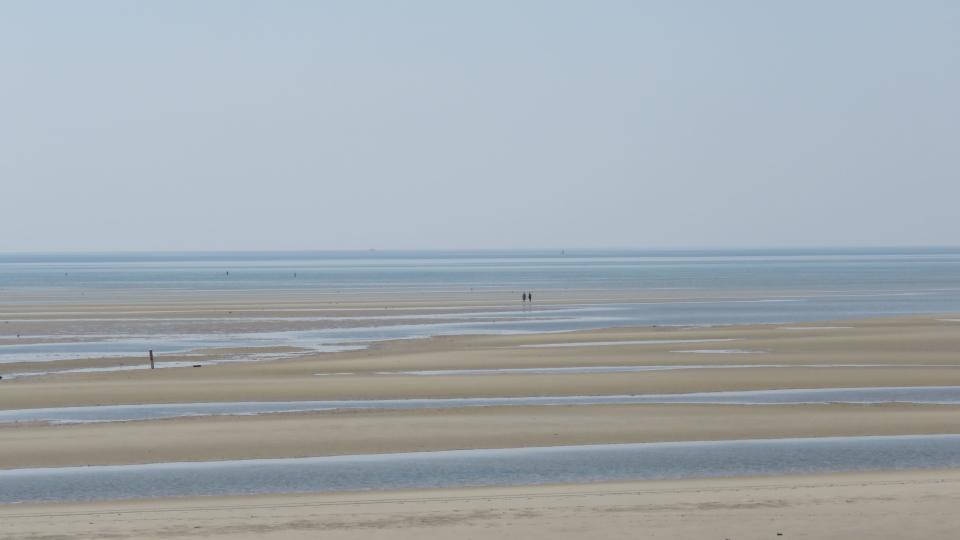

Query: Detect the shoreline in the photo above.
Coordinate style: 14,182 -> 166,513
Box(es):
2,310 -> 960,513
2,468 -> 959,539
4,434 -> 960,505
4,313 -> 960,408
3,402 -> 960,469
3,310 -> 959,373
3,280 -> 959,371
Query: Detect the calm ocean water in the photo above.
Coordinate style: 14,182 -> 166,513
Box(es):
2,248 -> 960,291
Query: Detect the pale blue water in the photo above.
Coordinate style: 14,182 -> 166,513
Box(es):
2,248 -> 960,291
3,435 -> 960,503
375,364 -> 958,376
5,386 -> 960,424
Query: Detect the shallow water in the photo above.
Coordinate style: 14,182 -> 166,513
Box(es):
0,350 -> 359,380
3,249 -> 960,364
3,435 -> 960,503
670,349 -> 766,354
0,335 -> 364,364
368,364 -> 959,377
6,386 -> 960,424
780,326 -> 854,330
514,338 -> 739,348
0,290 -> 956,364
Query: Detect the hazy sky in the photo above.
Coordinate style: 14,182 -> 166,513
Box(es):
1,1 -> 957,252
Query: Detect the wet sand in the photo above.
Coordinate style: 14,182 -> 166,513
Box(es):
1,469 -> 958,540
2,404 -> 959,469
1,314 -> 960,470
2,304 -> 960,537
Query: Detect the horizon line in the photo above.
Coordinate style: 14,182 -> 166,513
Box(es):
1,245 -> 959,257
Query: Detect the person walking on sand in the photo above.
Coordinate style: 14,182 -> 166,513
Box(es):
528,292 -> 533,302
522,292 -> 527,302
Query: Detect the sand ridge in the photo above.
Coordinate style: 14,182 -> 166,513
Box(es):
1,314 -> 960,469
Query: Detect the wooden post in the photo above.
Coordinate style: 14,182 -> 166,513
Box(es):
149,349 -> 155,369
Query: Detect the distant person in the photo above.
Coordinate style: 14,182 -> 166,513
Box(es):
528,292 -> 533,302
522,292 -> 527,302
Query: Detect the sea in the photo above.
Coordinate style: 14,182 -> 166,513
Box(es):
2,247 -> 960,293
2,248 -> 960,367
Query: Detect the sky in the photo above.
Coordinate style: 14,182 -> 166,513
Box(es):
1,1 -> 957,252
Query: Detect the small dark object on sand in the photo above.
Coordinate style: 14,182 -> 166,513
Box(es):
192,364 -> 202,368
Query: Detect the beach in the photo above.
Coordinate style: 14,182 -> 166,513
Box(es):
7,0 -> 960,533
2,314 -> 960,469
2,470 -> 959,539
2,252 -> 960,536
2,310 -> 960,498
